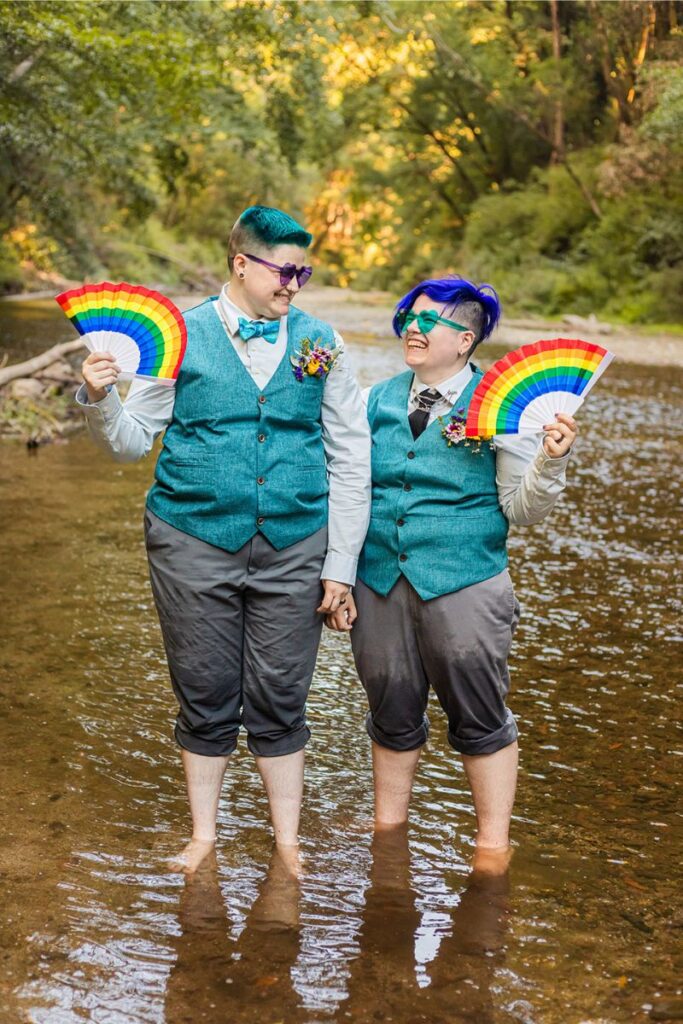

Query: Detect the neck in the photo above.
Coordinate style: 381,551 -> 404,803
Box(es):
416,354 -> 469,388
225,281 -> 262,321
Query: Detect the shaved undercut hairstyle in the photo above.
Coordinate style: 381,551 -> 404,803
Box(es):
227,205 -> 313,271
393,275 -> 501,352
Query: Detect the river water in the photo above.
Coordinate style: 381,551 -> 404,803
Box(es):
0,305 -> 681,1024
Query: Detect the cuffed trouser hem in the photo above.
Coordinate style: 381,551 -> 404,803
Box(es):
174,722 -> 239,758
365,710 -> 429,752
246,724 -> 311,758
448,712 -> 518,756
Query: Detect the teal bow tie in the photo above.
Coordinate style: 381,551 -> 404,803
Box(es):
237,317 -> 280,344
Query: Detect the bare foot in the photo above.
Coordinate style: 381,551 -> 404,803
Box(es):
472,844 -> 513,876
250,848 -> 303,929
274,842 -> 305,879
168,837 -> 216,875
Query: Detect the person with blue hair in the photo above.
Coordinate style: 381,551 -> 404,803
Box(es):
76,205 -> 371,873
326,275 -> 577,870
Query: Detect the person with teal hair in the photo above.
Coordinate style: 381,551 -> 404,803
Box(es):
76,205 -> 371,874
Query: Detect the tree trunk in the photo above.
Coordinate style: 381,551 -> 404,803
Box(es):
550,0 -> 565,164
0,339 -> 84,388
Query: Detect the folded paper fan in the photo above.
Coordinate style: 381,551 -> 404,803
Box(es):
55,282 -> 187,384
466,338 -> 614,437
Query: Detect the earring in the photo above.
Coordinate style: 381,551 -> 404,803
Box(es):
239,272 -> 245,279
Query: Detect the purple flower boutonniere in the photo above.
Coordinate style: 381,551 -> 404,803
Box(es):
439,408 -> 493,455
291,337 -> 338,382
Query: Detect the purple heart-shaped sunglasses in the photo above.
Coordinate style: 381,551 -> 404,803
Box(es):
244,253 -> 313,288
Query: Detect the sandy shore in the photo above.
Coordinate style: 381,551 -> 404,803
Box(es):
4,284 -> 682,367
168,285 -> 683,367
293,286 -> 683,367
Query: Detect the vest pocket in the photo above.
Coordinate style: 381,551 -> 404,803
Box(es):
294,465 -> 329,500
154,455 -> 217,503
167,455 -> 215,466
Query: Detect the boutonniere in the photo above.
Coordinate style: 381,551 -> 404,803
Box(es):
291,337 -> 338,382
439,408 -> 493,455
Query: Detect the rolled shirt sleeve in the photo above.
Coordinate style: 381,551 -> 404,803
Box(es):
320,333 -> 372,585
74,379 -> 175,462
494,431 -> 570,526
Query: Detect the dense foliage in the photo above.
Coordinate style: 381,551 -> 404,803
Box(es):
1,0 -> 681,322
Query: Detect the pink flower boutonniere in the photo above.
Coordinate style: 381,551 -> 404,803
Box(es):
439,408 -> 492,455
291,338 -> 338,382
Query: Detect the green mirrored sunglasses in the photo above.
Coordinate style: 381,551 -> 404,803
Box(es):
396,308 -> 470,335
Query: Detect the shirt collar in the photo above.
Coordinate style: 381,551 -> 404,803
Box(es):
411,362 -> 474,404
216,285 -> 282,338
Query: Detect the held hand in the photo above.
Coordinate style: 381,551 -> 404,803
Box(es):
325,591 -> 358,633
543,412 -> 577,458
82,351 -> 121,404
317,580 -> 351,616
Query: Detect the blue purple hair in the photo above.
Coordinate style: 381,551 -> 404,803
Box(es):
392,276 -> 501,346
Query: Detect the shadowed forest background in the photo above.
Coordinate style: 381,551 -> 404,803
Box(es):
1,0 -> 682,325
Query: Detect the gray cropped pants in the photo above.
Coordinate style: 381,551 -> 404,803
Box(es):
145,508 -> 327,758
351,571 -> 520,756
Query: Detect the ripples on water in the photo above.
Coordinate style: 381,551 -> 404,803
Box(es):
0,339 -> 681,1023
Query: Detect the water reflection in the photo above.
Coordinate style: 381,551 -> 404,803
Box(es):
166,849 -> 302,1024
161,831 -> 512,1024
343,828 -> 510,1024
1,341 -> 681,1023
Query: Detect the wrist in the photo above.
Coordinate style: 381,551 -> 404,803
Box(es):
85,383 -> 108,404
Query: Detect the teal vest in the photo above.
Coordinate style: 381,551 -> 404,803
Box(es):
147,299 -> 333,552
357,367 -> 509,601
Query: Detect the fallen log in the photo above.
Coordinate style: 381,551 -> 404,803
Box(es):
0,338 -> 84,388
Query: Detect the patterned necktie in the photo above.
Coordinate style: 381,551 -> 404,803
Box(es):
237,317 -> 280,344
408,387 -> 442,439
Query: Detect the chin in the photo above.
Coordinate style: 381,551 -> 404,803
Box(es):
404,350 -> 427,366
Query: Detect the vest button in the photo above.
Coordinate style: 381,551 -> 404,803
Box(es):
403,483 -> 412,492
257,476 -> 265,485
397,518 -> 405,527
257,516 -> 265,526
407,451 -> 415,459
258,433 -> 266,443
258,395 -> 267,404
399,553 -> 408,562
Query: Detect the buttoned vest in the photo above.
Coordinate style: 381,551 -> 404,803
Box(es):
357,368 -> 509,600
147,299 -> 333,551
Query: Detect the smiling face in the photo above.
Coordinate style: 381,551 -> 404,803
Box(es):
231,244 -> 310,320
401,293 -> 476,384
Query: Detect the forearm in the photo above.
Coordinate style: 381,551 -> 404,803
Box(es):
321,342 -> 372,584
323,469 -> 372,584
495,434 -> 570,526
75,381 -> 173,462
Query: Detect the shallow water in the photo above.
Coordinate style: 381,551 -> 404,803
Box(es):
0,328 -> 682,1024
0,297 -> 73,364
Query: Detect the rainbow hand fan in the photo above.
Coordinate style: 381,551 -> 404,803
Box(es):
466,338 -> 614,437
55,282 -> 187,384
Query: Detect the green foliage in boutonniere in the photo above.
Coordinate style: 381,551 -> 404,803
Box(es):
291,338 -> 338,381
439,408 -> 494,454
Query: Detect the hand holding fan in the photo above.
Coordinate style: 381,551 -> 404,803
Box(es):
466,338 -> 614,437
55,282 -> 187,385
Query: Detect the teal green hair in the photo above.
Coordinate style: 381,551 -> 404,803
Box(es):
238,205 -> 312,248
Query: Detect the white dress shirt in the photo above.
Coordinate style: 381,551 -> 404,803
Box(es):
363,362 -> 571,526
75,287 -> 371,584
